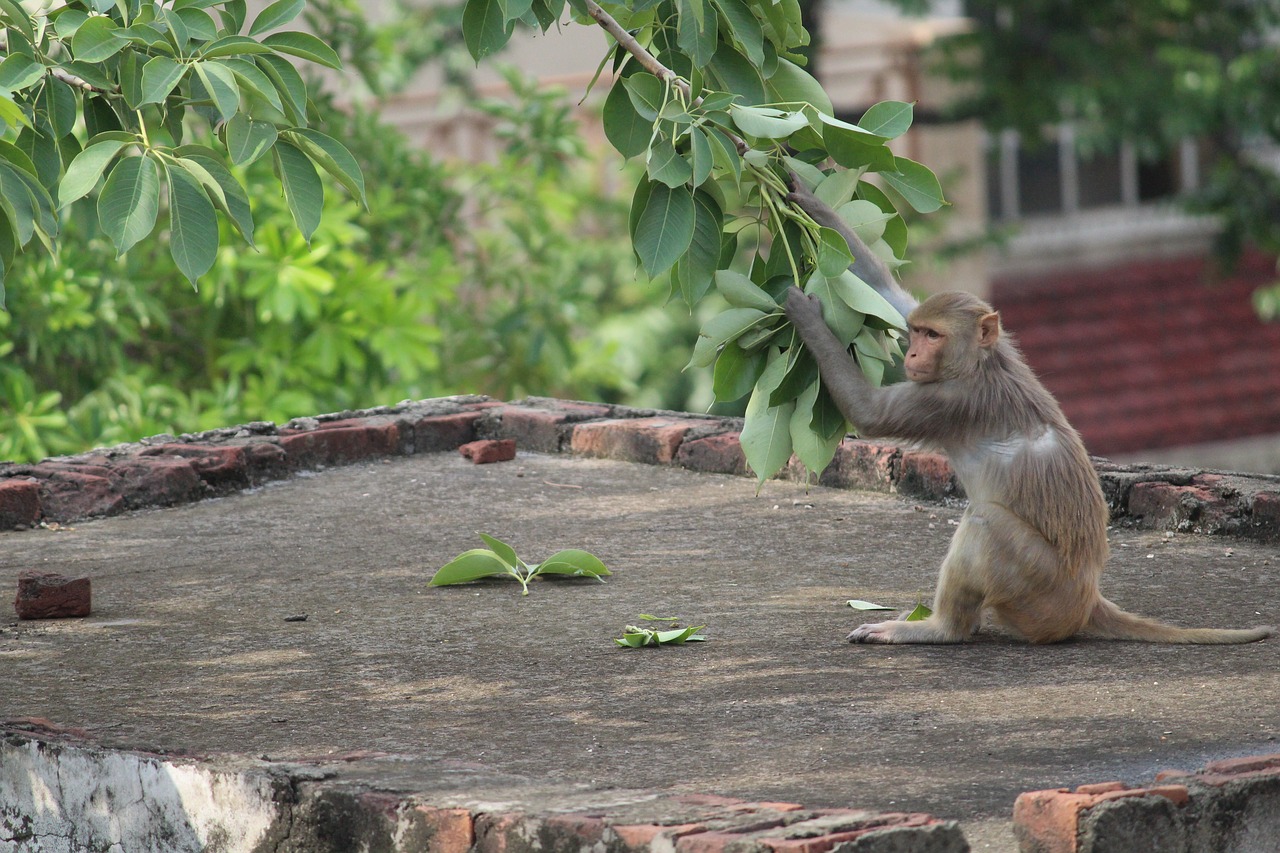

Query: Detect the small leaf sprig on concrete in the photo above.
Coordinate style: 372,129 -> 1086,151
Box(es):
616,615 -> 708,648
847,599 -> 932,621
429,534 -> 610,596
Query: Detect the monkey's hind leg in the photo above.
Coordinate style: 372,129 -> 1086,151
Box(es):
847,517 -> 986,644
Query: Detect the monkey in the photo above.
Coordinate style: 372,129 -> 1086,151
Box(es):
782,186 -> 1274,645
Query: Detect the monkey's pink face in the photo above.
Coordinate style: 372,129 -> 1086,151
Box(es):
904,325 -> 946,383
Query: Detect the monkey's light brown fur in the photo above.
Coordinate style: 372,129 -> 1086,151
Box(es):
785,287 -> 1273,645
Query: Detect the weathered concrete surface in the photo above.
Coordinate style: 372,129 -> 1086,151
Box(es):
2,447 -> 1278,851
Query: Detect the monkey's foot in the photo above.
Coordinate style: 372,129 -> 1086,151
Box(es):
846,621 -> 899,643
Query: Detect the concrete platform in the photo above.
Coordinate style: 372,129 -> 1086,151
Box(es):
2,400 -> 1279,851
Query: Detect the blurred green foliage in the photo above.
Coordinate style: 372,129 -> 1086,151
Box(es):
0,70 -> 702,463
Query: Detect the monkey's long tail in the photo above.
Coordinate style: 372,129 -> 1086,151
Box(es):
1085,597 -> 1274,644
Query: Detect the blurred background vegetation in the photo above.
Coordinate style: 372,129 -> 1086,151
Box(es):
0,0 -> 712,463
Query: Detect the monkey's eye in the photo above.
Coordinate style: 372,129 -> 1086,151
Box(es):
925,329 -> 942,340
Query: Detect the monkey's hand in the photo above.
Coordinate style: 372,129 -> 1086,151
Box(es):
846,621 -> 899,643
785,172 -> 845,234
783,286 -> 827,344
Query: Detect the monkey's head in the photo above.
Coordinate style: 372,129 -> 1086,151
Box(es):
903,292 -> 1002,383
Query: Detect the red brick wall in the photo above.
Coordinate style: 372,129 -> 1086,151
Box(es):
993,251 -> 1280,456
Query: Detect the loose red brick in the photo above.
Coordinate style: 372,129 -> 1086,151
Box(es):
1252,492 -> 1280,532
572,417 -> 718,465
0,479 -> 41,528
676,432 -> 749,476
674,829 -> 752,853
15,571 -> 91,619
474,813 -> 539,853
459,439 -> 517,464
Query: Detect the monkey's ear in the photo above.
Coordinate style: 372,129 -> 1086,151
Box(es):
978,312 -> 1001,348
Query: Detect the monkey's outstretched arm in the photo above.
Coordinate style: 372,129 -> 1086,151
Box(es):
787,176 -> 919,322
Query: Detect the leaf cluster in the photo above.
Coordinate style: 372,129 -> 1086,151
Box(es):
615,614 -> 707,647
429,533 -> 611,596
0,0 -> 366,295
460,0 -> 947,485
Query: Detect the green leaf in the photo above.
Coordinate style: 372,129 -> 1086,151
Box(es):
715,269 -> 776,312
477,533 -> 519,568
194,60 -> 240,122
286,128 -> 367,205
765,58 -> 833,114
847,600 -> 895,611
836,199 -> 893,243
217,57 -> 282,111
255,54 -> 307,121
0,167 -> 36,244
688,126 -> 713,187
769,347 -> 817,407
859,100 -> 913,139
689,306 -> 771,369
97,155 -> 160,256
175,7 -> 217,41
804,270 -> 864,344
602,79 -> 649,159
647,135 -> 693,188
815,169 -> 861,210
225,113 -> 277,165
247,0 -> 305,36
0,0 -> 35,44
881,156 -> 946,214
273,140 -> 323,241
831,269 -> 907,329
729,104 -> 808,139
428,549 -> 515,586
622,72 -> 663,122
789,378 -> 842,474
59,138 -> 128,208
740,349 -> 795,486
633,182 -> 694,277
179,151 -> 255,246
139,56 -> 187,105
820,114 -> 895,172
708,42 -> 766,105
165,161 -> 219,285
713,341 -> 765,402
0,54 -> 45,90
262,31 -> 343,70
200,36 -> 276,59
817,226 -> 854,277
461,0 -> 514,62
710,0 -> 763,66
678,189 -> 722,306
36,77 -> 77,138
905,603 -> 933,622
535,549 -> 611,578
676,0 -> 717,68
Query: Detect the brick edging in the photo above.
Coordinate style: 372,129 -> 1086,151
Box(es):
1,395 -> 1278,540
1014,754 -> 1280,853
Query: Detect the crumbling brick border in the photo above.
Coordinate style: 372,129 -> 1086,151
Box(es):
1,395 -> 1278,540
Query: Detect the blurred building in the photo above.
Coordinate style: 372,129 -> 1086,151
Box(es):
372,0 -> 1280,472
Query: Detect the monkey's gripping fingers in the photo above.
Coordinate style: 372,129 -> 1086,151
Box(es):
783,286 -> 825,337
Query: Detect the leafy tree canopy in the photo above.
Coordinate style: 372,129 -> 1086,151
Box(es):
0,0 -> 367,298
461,0 -> 948,483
